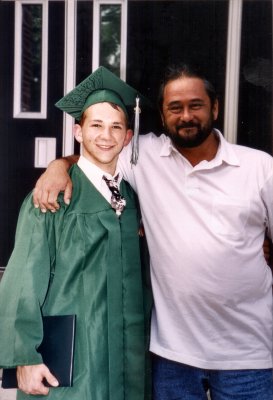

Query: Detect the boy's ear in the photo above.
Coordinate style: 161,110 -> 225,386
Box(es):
73,124 -> 83,143
123,129 -> 133,147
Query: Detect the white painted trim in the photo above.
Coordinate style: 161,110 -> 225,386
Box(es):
62,0 -> 77,156
13,0 -> 48,119
35,137 -> 56,168
224,0 -> 243,143
92,0 -> 128,80
120,0 -> 128,80
92,1 -> 100,73
13,1 -> 22,117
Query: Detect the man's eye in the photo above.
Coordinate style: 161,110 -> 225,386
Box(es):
168,106 -> 182,114
190,104 -> 203,110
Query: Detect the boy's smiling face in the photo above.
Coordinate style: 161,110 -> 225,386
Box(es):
73,102 -> 132,174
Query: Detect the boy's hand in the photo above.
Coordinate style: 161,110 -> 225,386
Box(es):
17,364 -> 59,395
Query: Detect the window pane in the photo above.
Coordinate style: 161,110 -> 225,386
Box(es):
99,4 -> 121,75
76,0 -> 93,80
21,4 -> 42,112
237,0 -> 272,154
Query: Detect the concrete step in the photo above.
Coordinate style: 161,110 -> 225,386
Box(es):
0,370 -> 16,400
0,387 -> 16,400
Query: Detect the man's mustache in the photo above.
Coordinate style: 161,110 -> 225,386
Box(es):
176,122 -> 200,130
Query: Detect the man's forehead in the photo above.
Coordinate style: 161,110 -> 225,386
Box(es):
163,77 -> 209,102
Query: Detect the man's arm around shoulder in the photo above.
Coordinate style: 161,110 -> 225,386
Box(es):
33,155 -> 79,212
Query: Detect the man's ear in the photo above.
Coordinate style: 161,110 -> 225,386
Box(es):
212,99 -> 219,121
160,112 -> 165,127
73,124 -> 83,143
123,129 -> 133,147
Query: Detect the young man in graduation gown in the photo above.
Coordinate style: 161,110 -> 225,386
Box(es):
0,67 -> 152,399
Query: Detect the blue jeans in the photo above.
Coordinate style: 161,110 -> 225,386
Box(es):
152,354 -> 273,400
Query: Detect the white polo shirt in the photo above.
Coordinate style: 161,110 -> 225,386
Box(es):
119,130 -> 273,370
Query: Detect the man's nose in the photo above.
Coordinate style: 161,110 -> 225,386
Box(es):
180,107 -> 193,122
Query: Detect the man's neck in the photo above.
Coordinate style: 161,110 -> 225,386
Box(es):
175,131 -> 219,167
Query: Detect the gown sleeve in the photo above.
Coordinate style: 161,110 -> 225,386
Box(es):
0,192 -> 63,368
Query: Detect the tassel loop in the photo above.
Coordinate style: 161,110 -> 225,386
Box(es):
131,96 -> 141,165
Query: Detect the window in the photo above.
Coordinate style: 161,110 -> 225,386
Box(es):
237,0 -> 272,154
93,0 -> 127,80
13,0 -> 48,118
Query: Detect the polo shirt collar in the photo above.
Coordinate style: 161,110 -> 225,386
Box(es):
160,129 -> 240,167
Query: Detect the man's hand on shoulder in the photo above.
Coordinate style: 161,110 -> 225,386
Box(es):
17,364 -> 59,395
33,156 -> 78,213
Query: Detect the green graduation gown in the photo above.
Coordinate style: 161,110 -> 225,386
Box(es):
0,165 -> 152,400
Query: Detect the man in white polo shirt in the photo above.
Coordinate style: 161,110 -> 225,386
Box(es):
33,63 -> 273,399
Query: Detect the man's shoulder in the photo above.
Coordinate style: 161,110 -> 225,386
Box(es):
138,132 -> 168,157
231,142 -> 273,161
229,142 -> 273,174
139,132 -> 166,145
119,132 -> 166,167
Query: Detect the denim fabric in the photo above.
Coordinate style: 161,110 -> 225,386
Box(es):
152,355 -> 273,400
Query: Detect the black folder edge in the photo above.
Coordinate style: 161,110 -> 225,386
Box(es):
1,314 -> 76,389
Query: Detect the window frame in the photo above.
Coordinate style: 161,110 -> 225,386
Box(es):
92,0 -> 128,80
13,0 -> 48,119
224,0 -> 243,144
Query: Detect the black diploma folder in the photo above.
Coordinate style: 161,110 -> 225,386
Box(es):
2,314 -> 76,389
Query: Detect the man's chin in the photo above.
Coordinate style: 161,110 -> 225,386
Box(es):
171,132 -> 199,147
172,133 -> 211,148
166,125 -> 213,148
175,140 -> 200,148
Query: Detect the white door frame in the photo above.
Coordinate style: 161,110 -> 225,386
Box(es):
224,0 -> 243,144
62,0 -> 77,156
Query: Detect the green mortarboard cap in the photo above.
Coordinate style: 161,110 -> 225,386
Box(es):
55,66 -> 149,121
55,66 -> 151,165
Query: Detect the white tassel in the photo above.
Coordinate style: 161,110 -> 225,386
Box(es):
131,96 -> 140,165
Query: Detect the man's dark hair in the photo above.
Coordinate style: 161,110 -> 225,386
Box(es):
158,63 -> 218,112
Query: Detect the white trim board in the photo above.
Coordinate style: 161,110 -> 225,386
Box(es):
13,0 -> 48,119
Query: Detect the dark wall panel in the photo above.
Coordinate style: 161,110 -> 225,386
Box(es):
0,1 -> 65,266
126,0 -> 229,134
237,0 -> 272,154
